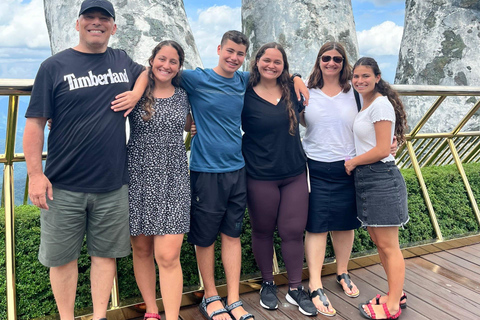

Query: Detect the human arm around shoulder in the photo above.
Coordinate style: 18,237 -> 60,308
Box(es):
23,118 -> 53,209
291,74 -> 310,105
111,69 -> 148,116
344,120 -> 392,175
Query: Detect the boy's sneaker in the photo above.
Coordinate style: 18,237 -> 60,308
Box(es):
286,285 -> 317,316
259,281 -> 278,310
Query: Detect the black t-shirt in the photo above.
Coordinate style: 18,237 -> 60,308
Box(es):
26,48 -> 144,192
242,85 -> 306,180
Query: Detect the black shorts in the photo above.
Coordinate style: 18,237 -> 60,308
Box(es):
188,168 -> 247,247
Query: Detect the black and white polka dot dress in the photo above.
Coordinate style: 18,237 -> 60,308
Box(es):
127,87 -> 191,236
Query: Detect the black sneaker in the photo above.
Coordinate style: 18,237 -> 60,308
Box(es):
286,285 -> 317,316
259,281 -> 278,310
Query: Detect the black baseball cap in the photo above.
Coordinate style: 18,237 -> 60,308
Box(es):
79,0 -> 115,20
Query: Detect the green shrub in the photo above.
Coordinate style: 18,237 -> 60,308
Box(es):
1,163 -> 479,319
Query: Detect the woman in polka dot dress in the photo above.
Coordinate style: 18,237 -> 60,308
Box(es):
127,40 -> 192,320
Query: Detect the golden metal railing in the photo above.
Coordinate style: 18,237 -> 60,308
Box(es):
1,80 -> 480,319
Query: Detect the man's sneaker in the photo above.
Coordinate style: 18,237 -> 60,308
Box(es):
286,285 -> 317,316
259,281 -> 278,310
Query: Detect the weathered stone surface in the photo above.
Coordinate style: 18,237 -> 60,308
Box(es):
395,0 -> 480,132
241,0 -> 359,77
43,0 -> 203,69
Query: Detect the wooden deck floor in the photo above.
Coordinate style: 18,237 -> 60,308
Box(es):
140,243 -> 480,320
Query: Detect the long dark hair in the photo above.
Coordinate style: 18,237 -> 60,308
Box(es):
353,57 -> 407,145
142,40 -> 185,121
248,42 -> 297,136
307,41 -> 352,93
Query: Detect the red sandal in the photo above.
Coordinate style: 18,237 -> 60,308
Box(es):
144,312 -> 161,320
366,292 -> 407,309
359,303 -> 402,319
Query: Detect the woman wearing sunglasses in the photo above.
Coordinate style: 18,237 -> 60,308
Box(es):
301,42 -> 361,317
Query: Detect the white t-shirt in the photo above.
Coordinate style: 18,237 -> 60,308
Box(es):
302,86 -> 359,162
353,96 -> 395,162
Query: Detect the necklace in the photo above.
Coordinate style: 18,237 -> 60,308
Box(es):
255,84 -> 282,104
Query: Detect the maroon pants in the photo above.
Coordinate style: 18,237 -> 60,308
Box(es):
247,171 -> 308,288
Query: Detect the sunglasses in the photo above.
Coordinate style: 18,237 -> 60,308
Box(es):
321,55 -> 344,63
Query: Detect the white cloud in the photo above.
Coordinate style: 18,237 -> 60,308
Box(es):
357,21 -> 403,56
0,0 -> 50,78
0,0 -> 50,49
188,5 -> 241,68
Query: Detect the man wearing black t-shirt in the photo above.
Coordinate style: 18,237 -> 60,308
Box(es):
23,0 -> 145,319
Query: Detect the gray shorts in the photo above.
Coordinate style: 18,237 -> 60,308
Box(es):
38,185 -> 131,267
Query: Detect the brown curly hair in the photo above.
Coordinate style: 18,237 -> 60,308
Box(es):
142,40 -> 185,121
307,41 -> 352,93
353,57 -> 407,145
248,42 -> 297,136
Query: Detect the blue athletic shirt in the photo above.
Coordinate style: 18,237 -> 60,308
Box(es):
181,68 -> 250,173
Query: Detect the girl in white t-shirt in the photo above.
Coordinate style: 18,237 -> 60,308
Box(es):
345,57 -> 408,319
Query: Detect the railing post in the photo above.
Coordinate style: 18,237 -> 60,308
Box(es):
447,139 -> 480,226
5,94 -> 19,320
110,260 -> 120,308
405,141 -> 444,241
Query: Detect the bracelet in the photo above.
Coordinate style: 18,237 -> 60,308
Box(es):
291,73 -> 302,80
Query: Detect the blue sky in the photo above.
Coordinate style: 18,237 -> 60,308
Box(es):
0,0 -> 405,82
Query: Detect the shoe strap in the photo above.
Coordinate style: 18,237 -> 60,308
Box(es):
204,295 -> 222,305
367,303 -> 376,319
144,313 -> 161,320
382,303 -> 401,319
238,313 -> 255,320
210,308 -> 229,318
225,300 -> 243,311
375,294 -> 381,305
337,273 -> 353,290
310,288 -> 330,307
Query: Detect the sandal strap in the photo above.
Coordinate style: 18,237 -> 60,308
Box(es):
310,288 -> 330,307
225,300 -> 255,320
225,300 -> 243,312
210,308 -> 229,318
382,303 -> 401,319
205,295 -> 222,305
238,313 -> 255,320
375,294 -> 381,305
337,273 -> 353,290
144,313 -> 161,320
367,303 -> 377,319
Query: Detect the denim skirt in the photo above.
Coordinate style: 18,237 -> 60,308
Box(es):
306,159 -> 361,233
354,161 -> 409,227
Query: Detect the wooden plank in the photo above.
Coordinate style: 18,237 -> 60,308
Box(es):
405,259 -> 480,303
457,244 -> 480,259
423,252 -> 480,277
367,263 -> 478,320
410,256 -> 480,294
448,247 -> 480,266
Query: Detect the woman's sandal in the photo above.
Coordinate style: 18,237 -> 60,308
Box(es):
224,300 -> 255,320
199,295 -> 229,320
359,303 -> 402,319
309,288 -> 336,317
336,273 -> 360,298
367,292 -> 407,309
144,313 -> 161,320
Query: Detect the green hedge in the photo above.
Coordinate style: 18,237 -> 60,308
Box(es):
1,163 -> 479,319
